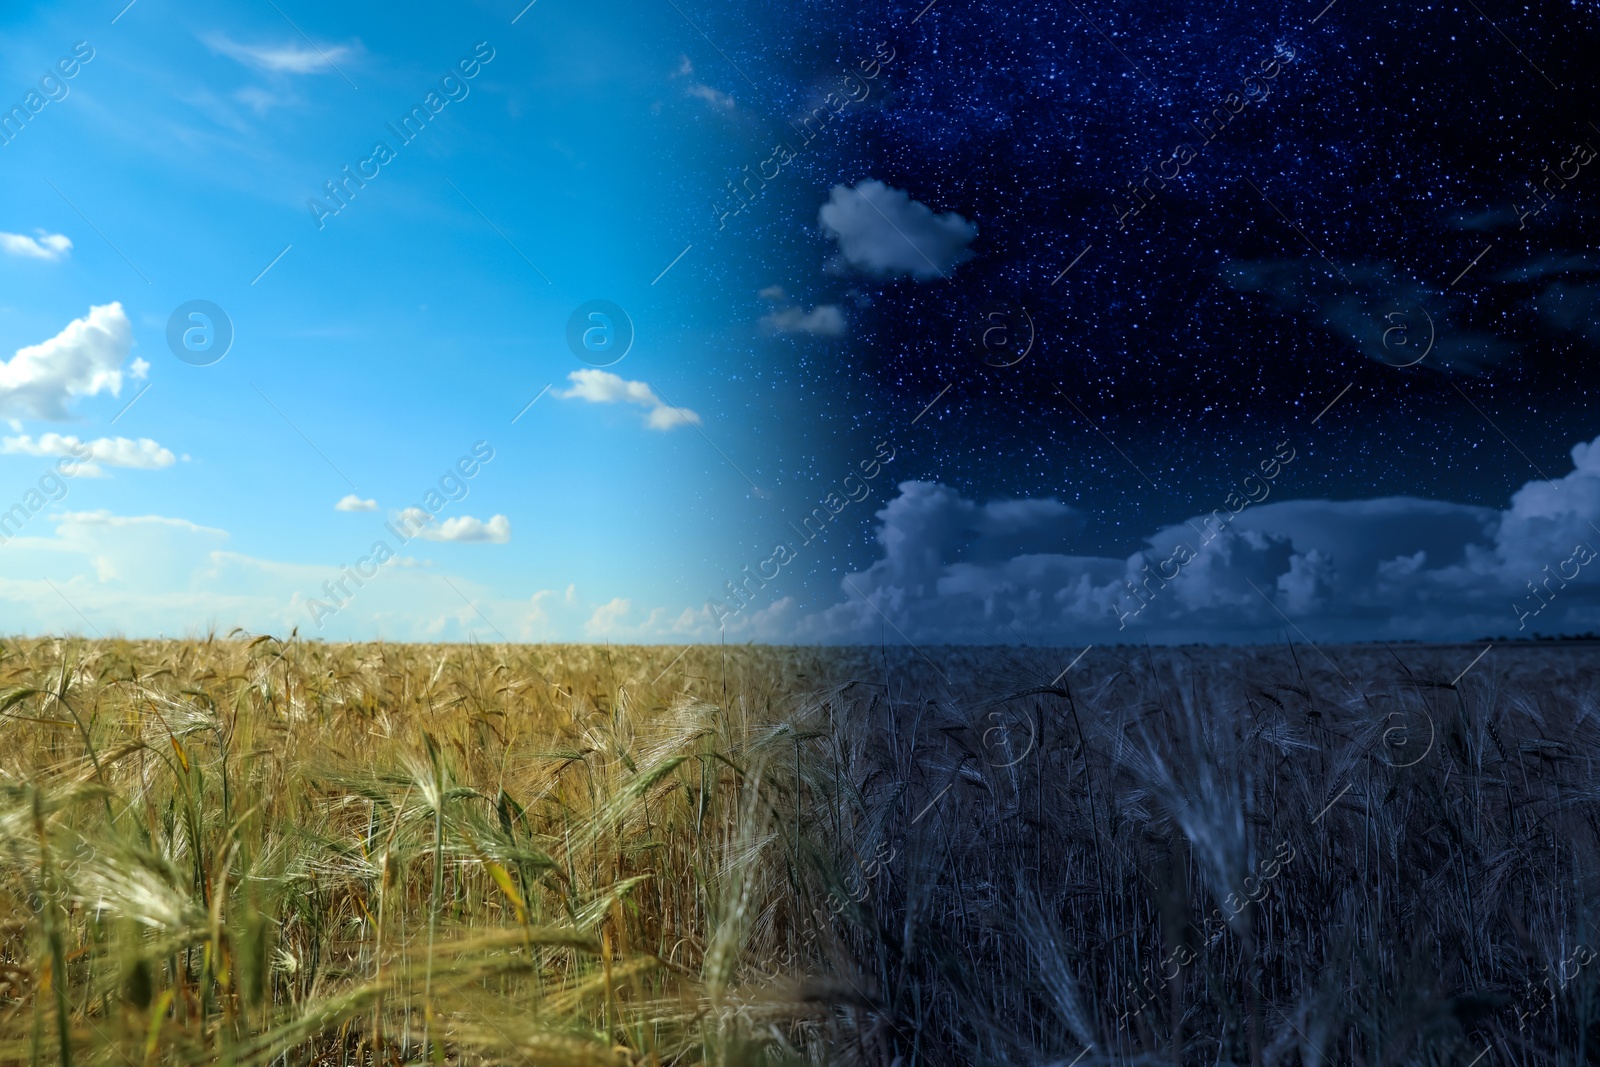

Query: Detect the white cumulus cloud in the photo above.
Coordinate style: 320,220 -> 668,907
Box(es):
819,180 -> 977,280
396,508 -> 511,543
2,433 -> 176,475
335,494 -> 377,512
0,231 -> 72,261
0,303 -> 136,420
558,369 -> 701,431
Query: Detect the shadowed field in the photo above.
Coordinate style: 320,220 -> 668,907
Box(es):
2,638 -> 1597,1065
798,642 -> 1600,1066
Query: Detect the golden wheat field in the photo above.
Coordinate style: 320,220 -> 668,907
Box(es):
3,636 -> 1599,1067
0,636 -> 858,1067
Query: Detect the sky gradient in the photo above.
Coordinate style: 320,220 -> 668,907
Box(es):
2,0 -> 1598,645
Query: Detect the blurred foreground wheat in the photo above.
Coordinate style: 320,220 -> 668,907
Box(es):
0,636 -> 838,1067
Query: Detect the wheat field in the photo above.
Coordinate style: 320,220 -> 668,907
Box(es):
1,636 -> 1597,1065
799,642 -> 1600,1066
0,636 -> 850,1066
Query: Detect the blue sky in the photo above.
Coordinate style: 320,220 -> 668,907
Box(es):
6,0 -> 1597,648
0,0 -> 849,641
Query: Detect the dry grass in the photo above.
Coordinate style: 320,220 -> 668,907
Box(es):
793,642 -> 1600,1066
0,636 -> 842,1066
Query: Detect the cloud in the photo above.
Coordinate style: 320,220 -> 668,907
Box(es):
1222,258 -> 1512,375
234,86 -> 290,115
0,231 -> 72,261
204,33 -> 354,74
587,597 -> 631,635
761,304 -> 847,337
557,369 -> 701,431
335,494 -> 377,512
0,505 -> 440,639
5,510 -> 224,587
819,180 -> 977,280
2,433 -> 175,475
53,510 -> 222,534
686,83 -> 736,111
748,431 -> 1600,645
670,54 -> 734,112
0,508 -> 661,643
645,405 -> 701,430
1494,253 -> 1600,283
758,285 -> 786,301
395,508 -> 511,543
0,303 -> 136,421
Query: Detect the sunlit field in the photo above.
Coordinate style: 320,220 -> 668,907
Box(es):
0,637 -> 846,1066
3,637 -> 1597,1066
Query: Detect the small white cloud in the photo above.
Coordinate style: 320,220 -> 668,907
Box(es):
761,304 -> 847,337
687,83 -> 736,111
0,231 -> 72,261
645,405 -> 700,430
203,33 -> 355,74
669,55 -> 734,112
819,179 -> 977,280
395,507 -> 510,543
758,285 -> 786,301
560,370 -> 657,407
557,369 -> 701,431
335,494 -> 377,512
427,514 -> 510,543
0,303 -> 135,421
3,432 -> 175,475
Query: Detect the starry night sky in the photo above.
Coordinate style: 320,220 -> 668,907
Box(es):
663,0 -> 1600,636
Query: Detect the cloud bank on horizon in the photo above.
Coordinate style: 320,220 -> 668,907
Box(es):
8,429 -> 1596,645
717,430 -> 1600,646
